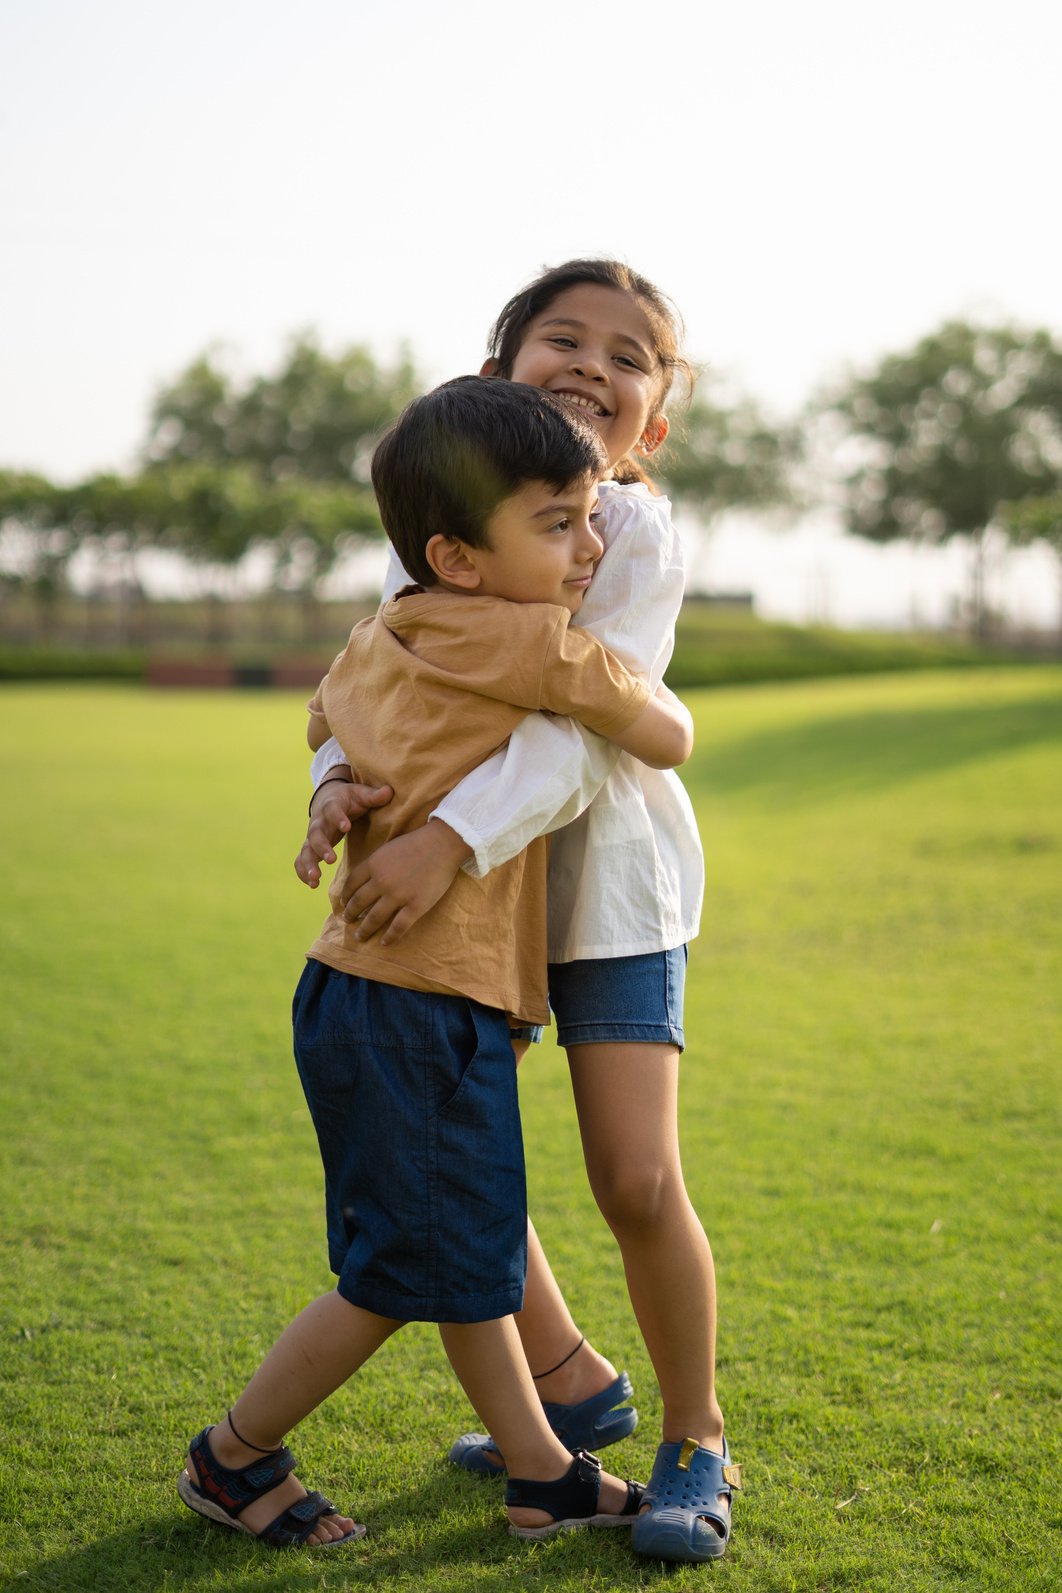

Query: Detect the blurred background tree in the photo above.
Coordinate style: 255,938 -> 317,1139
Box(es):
660,377 -> 796,522
1001,493 -> 1062,635
819,321 -> 1062,636
0,472 -> 78,637
143,334 -> 421,485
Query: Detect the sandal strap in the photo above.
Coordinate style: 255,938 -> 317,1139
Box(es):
258,1489 -> 342,1548
505,1449 -> 602,1521
188,1425 -> 297,1519
540,1370 -> 635,1449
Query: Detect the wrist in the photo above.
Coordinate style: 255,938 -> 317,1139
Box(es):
426,817 -> 474,867
309,769 -> 353,817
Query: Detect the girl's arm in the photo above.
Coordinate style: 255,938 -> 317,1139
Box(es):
432,484 -> 684,874
335,491 -> 689,945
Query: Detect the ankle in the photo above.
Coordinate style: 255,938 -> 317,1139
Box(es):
661,1402 -> 725,1453
533,1339 -> 618,1405
209,1411 -> 283,1469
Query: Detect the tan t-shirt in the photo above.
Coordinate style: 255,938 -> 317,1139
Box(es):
306,587 -> 651,1024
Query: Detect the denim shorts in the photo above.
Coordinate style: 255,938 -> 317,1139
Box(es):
511,946 -> 687,1051
292,959 -> 527,1324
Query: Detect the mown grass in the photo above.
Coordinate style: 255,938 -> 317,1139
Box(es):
1,670 -> 1059,1591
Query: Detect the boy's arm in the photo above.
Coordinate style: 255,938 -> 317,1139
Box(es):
333,494 -> 687,941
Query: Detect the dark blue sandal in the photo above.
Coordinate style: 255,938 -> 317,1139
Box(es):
631,1436 -> 741,1562
506,1448 -> 644,1540
177,1425 -> 365,1549
448,1371 -> 637,1475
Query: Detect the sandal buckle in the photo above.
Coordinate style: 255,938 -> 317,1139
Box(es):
677,1437 -> 698,1471
722,1463 -> 743,1489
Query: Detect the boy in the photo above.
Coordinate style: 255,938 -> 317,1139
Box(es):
178,377 -> 693,1551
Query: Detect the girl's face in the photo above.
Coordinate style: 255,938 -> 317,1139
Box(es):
496,283 -> 669,469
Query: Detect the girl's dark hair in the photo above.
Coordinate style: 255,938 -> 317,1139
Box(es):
371,375 -> 607,587
487,258 -> 694,486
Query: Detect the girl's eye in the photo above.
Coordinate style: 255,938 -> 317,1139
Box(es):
615,354 -> 645,371
548,336 -> 577,349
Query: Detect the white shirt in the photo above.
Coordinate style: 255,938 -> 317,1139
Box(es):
310,480 -> 704,962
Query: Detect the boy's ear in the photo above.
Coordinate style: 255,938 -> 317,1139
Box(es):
638,415 -> 669,456
479,357 -> 500,377
425,533 -> 483,590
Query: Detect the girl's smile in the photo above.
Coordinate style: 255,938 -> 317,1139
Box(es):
499,283 -> 669,468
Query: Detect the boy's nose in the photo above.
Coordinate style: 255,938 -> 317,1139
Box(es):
579,518 -> 605,562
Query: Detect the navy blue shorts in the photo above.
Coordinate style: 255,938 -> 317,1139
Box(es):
511,946 -> 687,1051
292,960 -> 527,1324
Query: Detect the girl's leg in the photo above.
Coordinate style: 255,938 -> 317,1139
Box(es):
189,1289 -> 402,1543
516,1218 -> 621,1399
438,1316 -> 635,1530
567,1042 -> 725,1452
510,1039 -> 623,1407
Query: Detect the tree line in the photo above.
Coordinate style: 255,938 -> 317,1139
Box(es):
1,320 -> 1060,637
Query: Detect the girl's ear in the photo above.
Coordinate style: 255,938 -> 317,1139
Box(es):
479,357 -> 500,377
425,533 -> 482,590
638,415 -> 670,456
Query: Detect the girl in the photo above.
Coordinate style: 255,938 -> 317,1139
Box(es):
300,260 -> 739,1563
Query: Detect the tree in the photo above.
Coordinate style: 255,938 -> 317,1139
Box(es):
143,334 -> 421,486
0,472 -> 80,635
821,321 -> 1062,636
659,379 -> 795,523
66,465 -> 381,638
1001,493 -> 1062,636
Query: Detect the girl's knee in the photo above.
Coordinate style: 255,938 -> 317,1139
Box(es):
589,1159 -> 680,1232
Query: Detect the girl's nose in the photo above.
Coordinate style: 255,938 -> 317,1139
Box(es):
571,350 -> 606,381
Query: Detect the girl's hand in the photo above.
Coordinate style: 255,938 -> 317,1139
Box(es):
340,820 -> 472,945
294,771 -> 394,886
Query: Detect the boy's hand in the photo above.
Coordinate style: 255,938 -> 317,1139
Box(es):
340,820 -> 473,945
294,772 -> 394,887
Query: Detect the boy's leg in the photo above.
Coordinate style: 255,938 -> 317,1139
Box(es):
567,1042 -> 725,1453
438,1315 -> 637,1530
188,1289 -> 402,1543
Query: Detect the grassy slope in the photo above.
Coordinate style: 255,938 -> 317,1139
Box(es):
0,670 -> 1059,1591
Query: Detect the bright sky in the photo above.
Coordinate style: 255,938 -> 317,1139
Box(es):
2,0 -> 1059,623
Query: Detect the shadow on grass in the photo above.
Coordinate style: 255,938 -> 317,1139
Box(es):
12,1488 -> 678,1593
697,693 -> 1062,807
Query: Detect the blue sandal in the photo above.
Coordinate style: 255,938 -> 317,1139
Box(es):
448,1371 -> 637,1475
178,1424 -> 365,1549
506,1448 -> 644,1539
631,1436 -> 741,1562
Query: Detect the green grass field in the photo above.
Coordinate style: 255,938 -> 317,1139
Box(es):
1,671 -> 1059,1591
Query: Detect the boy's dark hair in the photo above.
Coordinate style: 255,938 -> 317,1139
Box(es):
487,258 -> 694,488
371,375 -> 607,587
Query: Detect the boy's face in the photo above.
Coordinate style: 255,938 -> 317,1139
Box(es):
502,283 -> 666,467
470,475 -> 604,613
